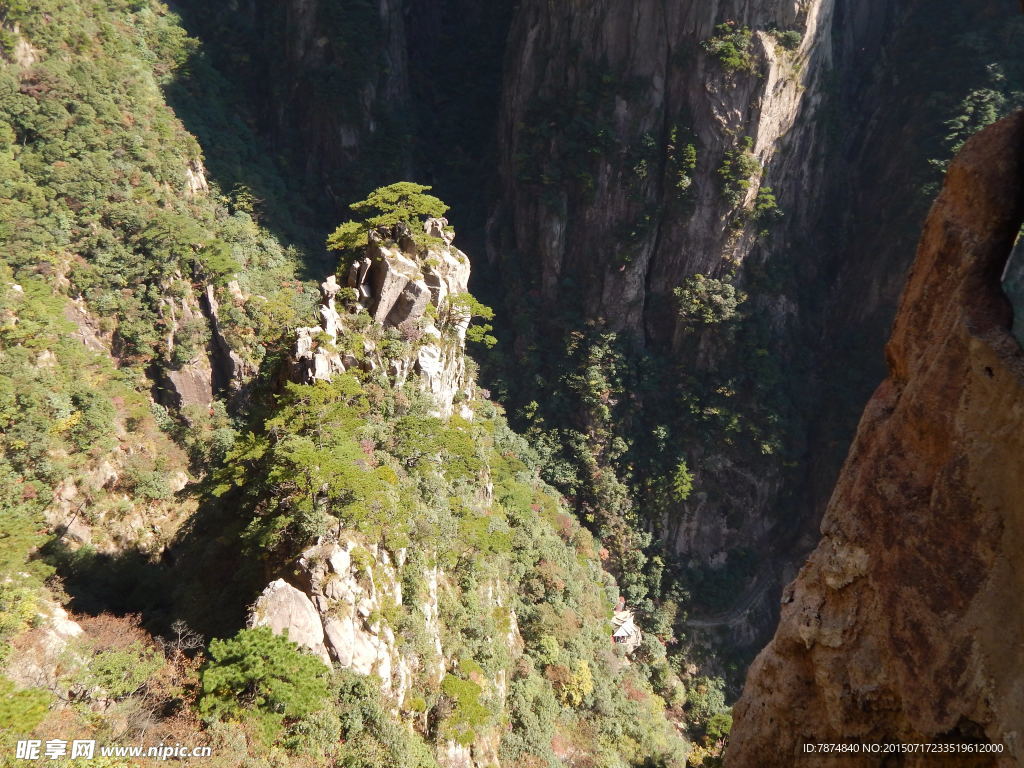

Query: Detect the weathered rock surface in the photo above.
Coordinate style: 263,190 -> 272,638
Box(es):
493,0 -> 833,335
251,534 -> 520,766
159,291 -> 215,409
203,284 -> 249,394
250,578 -> 332,665
250,539 -> 435,702
294,218 -> 474,417
4,599 -> 84,694
727,113 -> 1024,766
184,158 -> 209,199
156,280 -> 248,408
233,0 -> 412,204
483,0 -> 848,643
486,0 -> 1021,651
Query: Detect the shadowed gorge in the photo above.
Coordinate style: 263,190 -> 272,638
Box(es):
1,0 -> 1023,765
727,110 -> 1024,767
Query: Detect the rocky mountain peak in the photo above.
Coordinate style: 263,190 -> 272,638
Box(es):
293,217 -> 474,417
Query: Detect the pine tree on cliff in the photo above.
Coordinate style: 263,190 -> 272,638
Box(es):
327,182 -> 449,255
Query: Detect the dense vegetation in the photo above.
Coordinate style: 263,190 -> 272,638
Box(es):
3,0 -> 1021,766
0,3 -> 715,765
701,23 -> 757,75
481,1 -> 1024,703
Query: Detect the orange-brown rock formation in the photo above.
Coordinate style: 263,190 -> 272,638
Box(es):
726,112 -> 1024,766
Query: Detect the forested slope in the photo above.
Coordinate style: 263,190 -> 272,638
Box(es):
2,0 -> 1022,766
0,3 -> 708,766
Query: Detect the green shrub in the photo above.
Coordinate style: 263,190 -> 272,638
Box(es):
282,709 -> 342,759
76,642 -> 164,701
706,710 -> 733,743
773,29 -> 803,51
334,671 -> 438,768
686,676 -> 728,727
552,659 -> 593,708
440,673 -> 491,745
718,136 -> 762,205
668,126 -> 699,197
671,459 -> 694,501
702,22 -> 757,74
501,672 -> 559,764
198,627 -> 331,739
327,182 -> 449,256
440,293 -> 497,348
674,274 -> 746,326
123,460 -> 173,502
0,583 -> 39,644
753,186 -> 781,221
0,677 -> 50,737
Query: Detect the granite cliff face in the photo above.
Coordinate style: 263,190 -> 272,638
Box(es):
485,0 -> 1022,647
174,0 -> 1024,650
292,218 -> 474,418
490,0 -> 833,335
726,113 -> 1024,765
483,0 -> 863,644
247,0 -> 411,201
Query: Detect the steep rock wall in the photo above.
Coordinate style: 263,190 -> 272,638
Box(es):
491,0 -> 834,338
726,113 -> 1024,766
176,0 -> 413,210
255,0 -> 411,201
486,0 -> 1020,647
486,0 -> 853,645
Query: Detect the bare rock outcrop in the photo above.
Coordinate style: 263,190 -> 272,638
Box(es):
293,218 -> 474,417
250,539 -> 438,704
159,291 -> 215,409
156,280 -> 248,408
250,536 -> 440,708
184,158 -> 209,199
726,113 -> 1024,766
299,540 -> 420,700
250,579 -> 332,666
251,534 -> 521,767
492,0 -> 835,338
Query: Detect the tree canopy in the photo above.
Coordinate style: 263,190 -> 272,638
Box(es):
327,182 -> 449,254
198,627 -> 331,739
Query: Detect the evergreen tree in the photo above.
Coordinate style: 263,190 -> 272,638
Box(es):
198,627 -> 330,738
327,182 -> 449,254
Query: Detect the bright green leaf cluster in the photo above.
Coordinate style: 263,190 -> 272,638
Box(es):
718,136 -> 762,206
671,459 -> 695,501
0,677 -> 50,738
702,22 -> 757,74
674,274 -> 747,326
327,182 -> 449,255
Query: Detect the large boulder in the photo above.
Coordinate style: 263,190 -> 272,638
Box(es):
295,540 -> 417,699
250,579 -> 331,666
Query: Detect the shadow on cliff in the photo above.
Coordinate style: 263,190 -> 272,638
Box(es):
40,484 -> 270,643
159,8 -> 332,281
